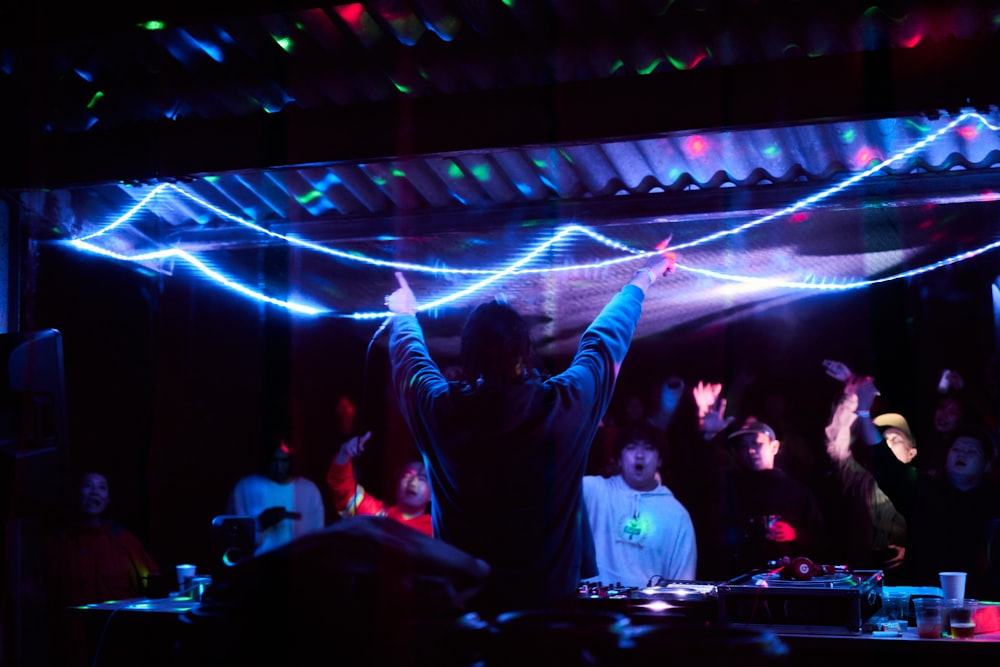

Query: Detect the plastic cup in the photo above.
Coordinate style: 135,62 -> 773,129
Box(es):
939,571 -> 966,600
175,563 -> 197,594
881,590 -> 909,630
913,597 -> 944,639
947,599 -> 978,640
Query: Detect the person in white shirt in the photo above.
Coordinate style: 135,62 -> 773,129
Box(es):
227,436 -> 325,556
582,421 -> 697,588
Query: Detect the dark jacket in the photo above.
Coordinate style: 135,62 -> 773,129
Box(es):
871,441 -> 1000,599
388,284 -> 645,612
723,467 -> 826,576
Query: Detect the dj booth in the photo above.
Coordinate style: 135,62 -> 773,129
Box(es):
75,574 -> 1000,667
70,518 -> 1000,666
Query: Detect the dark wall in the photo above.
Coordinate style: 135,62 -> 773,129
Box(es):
21,237 -> 1000,575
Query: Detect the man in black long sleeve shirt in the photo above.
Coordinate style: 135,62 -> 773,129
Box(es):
854,376 -> 1000,600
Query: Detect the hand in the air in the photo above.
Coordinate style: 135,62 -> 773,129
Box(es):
642,236 -> 677,277
335,431 -> 372,465
385,272 -> 417,315
822,359 -> 853,384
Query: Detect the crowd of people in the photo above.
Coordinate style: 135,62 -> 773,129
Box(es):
38,241 -> 1000,654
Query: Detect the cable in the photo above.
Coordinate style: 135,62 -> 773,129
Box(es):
89,600 -> 132,667
355,316 -> 392,436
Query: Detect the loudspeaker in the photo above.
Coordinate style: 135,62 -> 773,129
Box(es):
211,515 -> 255,571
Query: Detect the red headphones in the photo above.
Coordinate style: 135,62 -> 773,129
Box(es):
779,556 -> 838,581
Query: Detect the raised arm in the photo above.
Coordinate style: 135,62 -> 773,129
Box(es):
822,359 -> 858,462
692,380 -> 734,440
327,432 -> 385,517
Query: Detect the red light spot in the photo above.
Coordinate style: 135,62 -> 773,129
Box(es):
686,52 -> 707,69
959,126 -> 978,140
686,135 -> 709,156
917,219 -> 933,230
790,212 -> 809,224
855,146 -> 877,165
900,33 -> 923,49
337,3 -> 365,28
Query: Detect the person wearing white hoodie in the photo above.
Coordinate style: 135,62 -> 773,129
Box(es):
582,421 -> 697,588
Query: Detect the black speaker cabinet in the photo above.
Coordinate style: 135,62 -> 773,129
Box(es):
210,515 -> 255,572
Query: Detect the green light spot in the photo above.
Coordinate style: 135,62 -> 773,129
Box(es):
448,163 -> 464,178
610,59 -> 625,75
841,129 -> 856,143
141,21 -> 165,31
85,91 -> 104,109
391,168 -> 406,178
373,176 -> 387,186
297,191 -> 322,204
501,0 -> 514,6
559,150 -> 573,164
666,55 -> 685,70
638,59 -> 661,75
275,37 -> 293,52
392,80 -> 412,94
532,158 -> 547,169
903,119 -> 931,133
762,144 -> 779,158
471,165 -> 491,182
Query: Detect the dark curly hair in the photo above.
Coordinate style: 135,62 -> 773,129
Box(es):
460,300 -> 533,382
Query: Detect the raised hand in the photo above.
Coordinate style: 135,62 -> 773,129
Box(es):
692,380 -> 722,418
854,376 -> 880,411
385,271 -> 417,315
335,431 -> 372,465
645,235 -> 677,277
822,359 -> 853,384
693,381 -> 734,438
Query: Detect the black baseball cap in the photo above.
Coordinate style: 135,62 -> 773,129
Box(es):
727,421 -> 777,442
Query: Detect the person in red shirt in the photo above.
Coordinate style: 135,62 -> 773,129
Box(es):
46,470 -> 159,606
45,470 -> 160,666
326,432 -> 433,537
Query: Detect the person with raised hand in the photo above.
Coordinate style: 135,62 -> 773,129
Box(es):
383,243 -> 676,614
326,430 -> 433,537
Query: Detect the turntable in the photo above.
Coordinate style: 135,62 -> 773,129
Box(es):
578,581 -> 718,622
717,568 -> 883,634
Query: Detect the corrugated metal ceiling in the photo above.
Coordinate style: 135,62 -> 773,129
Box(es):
3,1 -> 1000,355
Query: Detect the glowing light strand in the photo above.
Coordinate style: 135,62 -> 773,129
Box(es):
68,112 -> 1000,318
68,238 -> 324,315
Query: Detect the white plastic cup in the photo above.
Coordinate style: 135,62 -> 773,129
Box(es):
939,571 -> 966,601
176,563 -> 197,594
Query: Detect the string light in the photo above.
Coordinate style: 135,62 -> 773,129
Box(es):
68,112 -> 1000,318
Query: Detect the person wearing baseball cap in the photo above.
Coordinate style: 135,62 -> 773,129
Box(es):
853,375 -> 1000,600
720,419 -> 826,577
872,413 -> 918,464
823,362 -> 912,576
